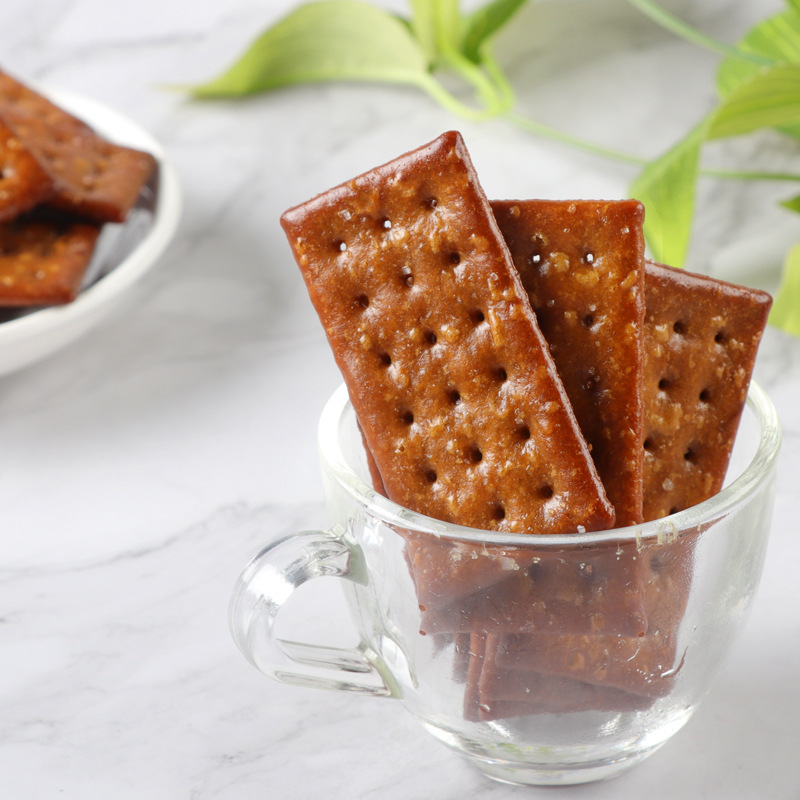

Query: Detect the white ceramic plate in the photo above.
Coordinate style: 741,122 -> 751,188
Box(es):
0,86 -> 182,376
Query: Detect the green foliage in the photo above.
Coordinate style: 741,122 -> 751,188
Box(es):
629,123 -> 707,270
191,0 -> 527,117
187,0 -> 800,334
190,2 -> 432,97
770,242 -> 800,335
628,0 -> 800,335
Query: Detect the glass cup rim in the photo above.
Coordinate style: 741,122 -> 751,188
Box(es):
318,380 -> 781,547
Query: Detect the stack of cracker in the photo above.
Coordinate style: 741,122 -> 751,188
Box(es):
0,70 -> 156,306
282,131 -> 772,720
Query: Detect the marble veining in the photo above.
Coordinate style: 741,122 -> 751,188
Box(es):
1,1 -> 798,798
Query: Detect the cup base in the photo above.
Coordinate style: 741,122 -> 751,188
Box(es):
421,705 -> 693,786
472,743 -> 662,786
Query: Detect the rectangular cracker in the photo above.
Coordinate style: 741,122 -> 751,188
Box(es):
363,425 -> 648,638
465,633 -> 652,721
0,116 -> 53,223
0,70 -> 156,224
282,131 -> 614,535
492,536 -> 695,699
0,209 -> 102,305
412,535 -> 647,637
642,261 -> 772,520
491,199 -> 646,527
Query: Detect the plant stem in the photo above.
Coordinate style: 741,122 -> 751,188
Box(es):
503,110 -> 648,165
504,109 -> 800,185
702,167 -> 800,182
627,0 -> 773,65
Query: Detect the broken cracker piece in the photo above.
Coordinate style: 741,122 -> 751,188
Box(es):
643,261 -> 772,520
0,209 -> 101,305
282,131 -> 614,535
0,69 -> 156,224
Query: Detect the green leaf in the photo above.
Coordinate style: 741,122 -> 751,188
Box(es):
190,1 -> 431,98
431,0 -> 463,58
630,122 -> 707,267
462,0 -> 530,63
716,7 -> 800,138
769,241 -> 800,335
708,62 -> 800,139
408,0 -> 437,62
717,9 -> 800,96
780,193 -> 800,213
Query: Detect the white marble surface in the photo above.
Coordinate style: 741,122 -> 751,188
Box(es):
1,0 -> 799,797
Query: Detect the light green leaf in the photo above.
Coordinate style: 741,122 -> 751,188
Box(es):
462,0 -> 530,63
431,0 -> 462,57
769,241 -> 800,335
190,1 -> 431,98
780,193 -> 800,213
716,7 -> 800,138
630,122 -> 707,267
708,62 -> 800,139
409,0 -> 437,62
717,9 -> 800,91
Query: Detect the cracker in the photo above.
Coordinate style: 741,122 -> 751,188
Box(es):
282,131 -> 614,534
0,70 -> 156,224
642,261 -> 772,520
466,633 -> 652,721
414,537 -> 648,637
0,116 -> 53,223
492,199 -> 646,527
0,209 -> 101,305
493,537 -> 694,698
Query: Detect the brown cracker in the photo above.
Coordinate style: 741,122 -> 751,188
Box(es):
0,70 -> 156,224
492,199 -> 646,527
642,261 -> 771,520
0,210 -> 101,305
493,537 -> 695,699
413,536 -> 647,637
0,117 -> 53,222
467,633 -> 652,721
282,131 -> 614,534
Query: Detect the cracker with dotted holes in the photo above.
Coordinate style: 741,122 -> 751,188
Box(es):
0,70 -> 156,224
361,423 -> 647,637
282,130 -> 614,534
0,116 -> 53,223
642,261 -> 771,521
0,210 -> 102,305
491,199 -> 646,527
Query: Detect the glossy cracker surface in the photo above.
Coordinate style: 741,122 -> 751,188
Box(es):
0,117 -> 52,223
0,210 -> 101,305
282,131 -> 614,534
0,70 -> 156,224
643,261 -> 772,520
492,199 -> 646,527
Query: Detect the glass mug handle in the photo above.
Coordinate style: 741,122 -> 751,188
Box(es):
229,528 -> 399,697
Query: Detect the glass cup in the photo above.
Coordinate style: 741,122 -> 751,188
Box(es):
230,381 -> 780,786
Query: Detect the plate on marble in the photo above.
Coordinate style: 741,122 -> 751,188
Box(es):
0,85 -> 181,377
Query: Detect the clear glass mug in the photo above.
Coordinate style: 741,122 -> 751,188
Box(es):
230,382 -> 780,786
